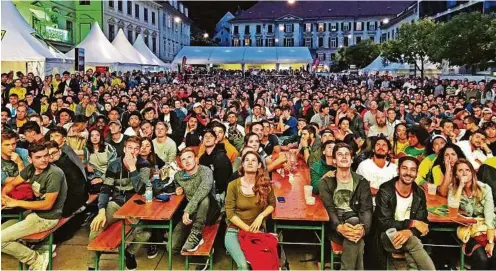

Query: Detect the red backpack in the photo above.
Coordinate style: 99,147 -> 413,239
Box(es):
238,230 -> 279,270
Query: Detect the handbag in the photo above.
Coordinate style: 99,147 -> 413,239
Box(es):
8,183 -> 34,201
457,218 -> 494,256
237,230 -> 280,270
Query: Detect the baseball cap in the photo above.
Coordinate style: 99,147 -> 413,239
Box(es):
193,102 -> 202,108
320,129 -> 333,136
430,134 -> 447,143
482,108 -> 492,114
109,120 -> 122,127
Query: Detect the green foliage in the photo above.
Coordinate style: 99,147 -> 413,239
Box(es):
335,39 -> 380,69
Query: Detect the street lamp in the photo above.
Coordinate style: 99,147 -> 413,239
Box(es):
288,0 -> 296,4
279,25 -> 284,31
174,16 -> 181,23
275,38 -> 279,43
348,34 -> 352,39
383,18 -> 389,24
203,33 -> 209,38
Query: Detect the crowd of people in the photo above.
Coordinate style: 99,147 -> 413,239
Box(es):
1,67 -> 496,270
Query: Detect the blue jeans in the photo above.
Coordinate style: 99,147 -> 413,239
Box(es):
225,228 -> 250,270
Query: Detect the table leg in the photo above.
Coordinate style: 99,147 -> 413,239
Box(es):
320,222 -> 325,271
168,219 -> 173,270
120,220 -> 126,271
460,246 -> 465,270
48,234 -> 53,270
185,256 -> 189,270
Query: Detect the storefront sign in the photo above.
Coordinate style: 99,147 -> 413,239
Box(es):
45,26 -> 68,42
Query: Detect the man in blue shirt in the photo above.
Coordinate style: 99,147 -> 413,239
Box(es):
278,106 -> 298,136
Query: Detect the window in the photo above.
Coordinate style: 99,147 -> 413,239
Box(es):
144,8 -> 148,22
256,38 -> 262,46
369,36 -> 375,41
285,24 -> 293,33
108,24 -> 115,41
305,37 -> 312,47
117,0 -> 122,11
79,1 -> 90,5
244,25 -> 250,34
267,38 -> 274,47
268,25 -> 273,33
168,16 -> 172,28
284,38 -> 293,47
318,37 -> 324,47
330,23 -> 337,31
127,1 -> 132,15
244,38 -> 251,46
330,37 -> 337,48
368,22 -> 376,31
343,36 -> 349,46
355,22 -> 362,31
233,25 -> 239,34
152,12 -> 155,25
318,23 -> 324,32
391,29 -> 395,39
152,37 -> 157,53
128,30 -> 133,42
135,4 -> 139,18
233,38 -> 239,47
343,22 -> 350,31
144,35 -> 148,46
318,53 -> 325,61
256,25 -> 261,34
356,36 -> 361,44
109,0 -> 114,8
305,23 -> 311,32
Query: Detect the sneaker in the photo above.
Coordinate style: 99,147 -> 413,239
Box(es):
29,251 -> 49,271
125,250 -> 137,271
181,231 -> 204,252
147,245 -> 159,259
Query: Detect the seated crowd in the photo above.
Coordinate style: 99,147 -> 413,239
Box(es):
1,68 -> 496,270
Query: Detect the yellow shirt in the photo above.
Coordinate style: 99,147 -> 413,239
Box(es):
415,154 -> 437,185
9,87 -> 27,100
394,140 -> 409,156
111,78 -> 122,86
431,165 -> 444,186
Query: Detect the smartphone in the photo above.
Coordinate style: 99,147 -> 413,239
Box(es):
134,199 -> 145,205
277,196 -> 286,203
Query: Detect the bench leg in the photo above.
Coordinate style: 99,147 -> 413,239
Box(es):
168,219 -> 173,270
120,220 -> 126,271
48,234 -> 53,270
320,222 -> 325,271
18,261 -> 24,270
460,246 -> 465,270
94,252 -> 100,271
209,253 -> 213,271
330,252 -> 335,271
185,256 -> 189,270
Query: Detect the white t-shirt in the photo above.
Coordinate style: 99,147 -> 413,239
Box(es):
395,190 -> 413,221
356,158 -> 398,189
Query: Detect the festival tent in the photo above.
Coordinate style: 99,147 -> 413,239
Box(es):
111,29 -> 150,65
362,56 -> 441,76
1,0 -> 73,76
66,22 -> 139,71
133,34 -> 167,67
209,47 -> 245,64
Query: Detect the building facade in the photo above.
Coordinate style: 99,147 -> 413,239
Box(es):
228,1 -> 410,69
214,12 -> 235,46
380,2 -> 419,43
12,0 -> 190,63
158,0 -> 191,63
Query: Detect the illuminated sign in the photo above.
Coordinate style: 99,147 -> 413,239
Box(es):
45,26 -> 68,42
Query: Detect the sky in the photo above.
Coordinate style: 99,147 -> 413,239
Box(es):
183,1 -> 257,34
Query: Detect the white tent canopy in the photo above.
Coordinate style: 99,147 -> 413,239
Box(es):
1,0 -> 72,76
112,29 -> 151,65
133,34 -> 166,66
66,22 -> 136,65
172,46 -> 313,65
362,56 -> 440,73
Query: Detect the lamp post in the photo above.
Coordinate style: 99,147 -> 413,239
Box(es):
203,33 -> 209,39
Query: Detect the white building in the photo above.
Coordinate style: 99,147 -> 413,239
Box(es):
380,2 -> 419,42
103,0 -> 190,64
158,0 -> 191,63
214,12 -> 235,46
228,1 -> 411,69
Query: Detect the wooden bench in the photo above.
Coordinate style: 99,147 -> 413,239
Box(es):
329,241 -> 343,270
181,221 -> 221,270
87,220 -> 133,270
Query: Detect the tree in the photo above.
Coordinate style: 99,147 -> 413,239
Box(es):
430,12 -> 495,74
336,39 -> 380,69
381,19 -> 437,79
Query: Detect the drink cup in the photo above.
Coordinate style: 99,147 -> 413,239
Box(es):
427,183 -> 437,196
386,228 -> 402,249
448,206 -> 459,217
448,198 -> 460,218
305,196 -> 315,205
304,185 -> 313,199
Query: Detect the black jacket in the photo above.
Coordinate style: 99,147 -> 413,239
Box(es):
374,177 -> 428,237
199,143 -> 233,194
319,172 -> 373,234
54,153 -> 88,217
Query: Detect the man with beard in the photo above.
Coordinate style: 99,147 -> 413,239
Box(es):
300,125 -> 321,167
250,121 -> 280,156
225,112 -> 245,152
457,129 -> 493,171
373,156 -> 435,270
368,111 -> 393,139
357,136 -> 398,191
319,143 -> 373,270
198,122 -> 238,163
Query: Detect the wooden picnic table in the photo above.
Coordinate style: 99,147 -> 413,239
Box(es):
113,194 -> 184,270
271,155 -> 329,270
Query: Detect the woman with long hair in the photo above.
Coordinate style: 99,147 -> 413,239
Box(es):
83,128 -> 117,192
392,123 -> 409,157
139,137 -> 165,169
430,144 -> 466,196
225,150 -> 276,270
415,135 -> 447,186
449,159 -> 496,270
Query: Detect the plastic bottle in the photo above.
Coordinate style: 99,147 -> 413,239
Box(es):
153,165 -> 160,181
145,181 -> 153,203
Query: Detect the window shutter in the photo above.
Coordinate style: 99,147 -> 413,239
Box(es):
283,24 -> 286,32
367,22 -> 369,31
324,23 -> 326,31
341,22 -> 344,31
375,21 -> 378,29
329,23 -> 332,31
354,22 -> 357,31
